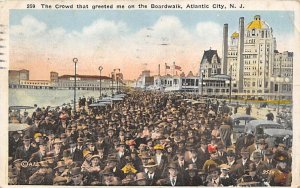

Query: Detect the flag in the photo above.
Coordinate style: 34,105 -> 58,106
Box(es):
175,65 -> 182,70
165,63 -> 170,69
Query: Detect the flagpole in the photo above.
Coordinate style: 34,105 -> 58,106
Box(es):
165,63 -> 167,75
173,62 -> 175,76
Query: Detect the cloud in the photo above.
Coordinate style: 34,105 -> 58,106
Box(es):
11,15 -> 47,37
82,19 -> 128,37
10,15 -> 220,79
196,21 -> 223,50
275,33 -> 295,52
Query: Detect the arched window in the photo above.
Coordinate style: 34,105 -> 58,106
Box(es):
252,29 -> 255,36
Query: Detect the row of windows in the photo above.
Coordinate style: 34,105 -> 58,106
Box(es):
245,60 -> 257,65
274,58 -> 293,62
244,54 -> 257,59
228,52 -> 238,56
22,82 -> 49,85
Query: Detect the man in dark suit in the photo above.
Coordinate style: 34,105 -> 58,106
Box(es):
9,132 -> 23,158
157,163 -> 184,186
219,164 -> 236,186
15,135 -> 36,161
187,148 -> 203,169
50,138 -> 64,162
143,159 -> 160,186
174,150 -> 188,181
72,137 -> 85,163
29,143 -> 47,163
235,147 -> 254,178
153,144 -> 168,177
185,164 -> 203,186
198,139 -> 210,167
226,149 -> 240,177
263,149 -> 276,170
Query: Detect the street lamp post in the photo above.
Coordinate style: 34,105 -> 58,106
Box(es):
229,65 -> 232,103
73,58 -> 78,112
111,72 -> 114,96
201,70 -> 204,96
98,66 -> 103,99
271,76 -> 284,114
114,68 -> 120,93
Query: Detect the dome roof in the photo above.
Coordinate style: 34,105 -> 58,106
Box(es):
231,32 -> 239,38
246,15 -> 270,30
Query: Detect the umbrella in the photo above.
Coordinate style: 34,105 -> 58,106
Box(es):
9,123 -> 31,132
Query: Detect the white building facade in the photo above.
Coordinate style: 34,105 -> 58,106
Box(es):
224,15 -> 293,99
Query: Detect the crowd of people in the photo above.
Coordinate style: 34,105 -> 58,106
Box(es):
8,91 -> 292,186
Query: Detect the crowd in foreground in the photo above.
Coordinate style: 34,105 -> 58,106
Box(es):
8,91 -> 292,186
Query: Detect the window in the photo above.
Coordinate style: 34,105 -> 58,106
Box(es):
252,29 -> 255,36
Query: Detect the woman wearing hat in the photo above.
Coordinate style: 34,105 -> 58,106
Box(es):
267,150 -> 292,186
85,155 -> 102,185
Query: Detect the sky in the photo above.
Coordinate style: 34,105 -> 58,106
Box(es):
9,10 -> 295,80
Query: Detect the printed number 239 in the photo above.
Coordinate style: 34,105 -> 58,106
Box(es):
27,4 -> 35,8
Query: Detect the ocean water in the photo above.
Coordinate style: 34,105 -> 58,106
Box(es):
9,88 -> 110,108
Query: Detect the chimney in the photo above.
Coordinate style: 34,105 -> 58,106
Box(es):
158,64 -> 160,76
238,17 -> 245,93
222,24 -> 228,75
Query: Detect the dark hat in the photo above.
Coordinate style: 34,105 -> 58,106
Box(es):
143,159 -> 158,168
139,152 -> 151,159
217,143 -> 225,150
44,152 -> 55,160
117,141 -> 126,147
60,133 -> 67,139
77,137 -> 84,143
54,161 -> 66,169
227,150 -> 236,157
130,149 -> 138,155
53,138 -> 63,144
274,150 -> 289,162
63,150 -> 71,158
23,135 -> 31,141
265,149 -> 273,156
208,163 -> 219,173
187,163 -> 198,171
70,167 -> 82,176
167,162 -> 178,169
